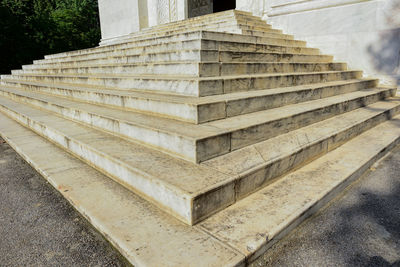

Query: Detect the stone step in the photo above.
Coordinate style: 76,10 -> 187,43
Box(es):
121,22 -> 288,42
103,25 -> 292,49
136,17 -> 275,33
201,97 -> 400,201
125,10 -> 265,35
136,12 -> 271,33
138,20 -> 280,36
0,78 -> 377,122
31,39 -> 318,67
2,109 -> 400,267
0,86 -> 394,164
227,27 -> 288,39
219,50 -> 332,63
0,95 -> 233,225
28,50 -> 328,71
0,94 -> 398,226
97,11 -> 282,46
2,70 -> 359,96
15,62 -> 346,77
0,78 -> 378,123
199,113 -> 400,263
0,79 -> 378,124
34,51 -> 332,70
43,31 -> 307,63
0,111 -> 245,267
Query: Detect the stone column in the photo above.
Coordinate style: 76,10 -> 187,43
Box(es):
98,0 -> 188,44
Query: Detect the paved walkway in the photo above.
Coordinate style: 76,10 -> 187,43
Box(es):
1,137 -> 399,266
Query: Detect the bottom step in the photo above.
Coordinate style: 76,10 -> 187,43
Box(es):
0,111 -> 399,266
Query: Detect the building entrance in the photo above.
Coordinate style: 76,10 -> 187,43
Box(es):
213,0 -> 236,13
188,0 -> 236,18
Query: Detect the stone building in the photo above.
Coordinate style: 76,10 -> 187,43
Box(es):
1,1 -> 399,266
98,0 -> 400,85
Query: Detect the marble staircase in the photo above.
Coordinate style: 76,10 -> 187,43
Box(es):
1,10 -> 399,266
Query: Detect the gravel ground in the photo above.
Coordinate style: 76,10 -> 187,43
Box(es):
0,138 -> 130,267
0,137 -> 399,267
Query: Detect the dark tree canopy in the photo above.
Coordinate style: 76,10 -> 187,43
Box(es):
0,0 -> 101,74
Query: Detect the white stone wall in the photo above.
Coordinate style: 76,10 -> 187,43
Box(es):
98,0 -> 400,85
98,0 -> 187,44
236,0 -> 400,86
98,0 -> 142,41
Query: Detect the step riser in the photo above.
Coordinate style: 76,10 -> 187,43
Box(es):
0,79 -> 377,125
1,88 -> 393,164
233,104 -> 400,201
220,62 -> 345,76
203,31 -> 305,47
216,41 -> 318,54
231,29 -> 290,39
103,24 -> 289,47
29,50 -> 326,69
0,80 -> 202,123
199,116 -> 400,264
2,94 -> 398,226
198,90 -> 394,162
220,51 -> 332,63
225,80 -> 377,117
133,20 -> 274,34
197,102 -> 400,222
0,103 -> 194,225
223,71 -> 361,94
32,51 -> 219,68
0,89 -> 198,162
44,32 -> 307,62
116,14 -> 272,37
236,24 -> 279,33
136,21 -> 279,36
133,16 -> 273,35
34,40 -> 207,65
16,63 -> 346,77
3,71 -> 360,97
31,40 -> 318,67
18,63 -> 215,77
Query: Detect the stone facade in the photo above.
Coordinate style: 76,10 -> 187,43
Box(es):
259,0 -> 400,86
98,0 -> 400,85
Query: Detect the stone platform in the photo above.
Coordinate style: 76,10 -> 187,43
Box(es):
0,10 -> 399,266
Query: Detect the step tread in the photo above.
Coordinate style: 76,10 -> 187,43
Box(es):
199,113 -> 400,261
0,112 -> 245,267
6,70 -> 357,80
202,98 -> 400,176
45,33 -> 308,62
47,30 -> 307,61
204,88 -> 389,133
33,50 -> 329,66
1,78 -> 376,105
0,95 -> 230,198
0,85 -> 391,141
38,42 -> 319,63
1,92 -> 399,225
22,61 -> 337,71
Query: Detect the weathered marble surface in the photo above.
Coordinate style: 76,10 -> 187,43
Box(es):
264,0 -> 400,86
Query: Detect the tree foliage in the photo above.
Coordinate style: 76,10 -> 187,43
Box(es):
0,0 -> 100,74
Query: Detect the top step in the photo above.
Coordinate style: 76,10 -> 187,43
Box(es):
44,10 -> 293,61
41,31 -> 304,64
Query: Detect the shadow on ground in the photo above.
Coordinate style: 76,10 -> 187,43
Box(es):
253,145 -> 400,267
367,1 -> 400,86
